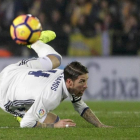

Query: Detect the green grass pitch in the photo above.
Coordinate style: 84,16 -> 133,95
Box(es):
0,101 -> 140,140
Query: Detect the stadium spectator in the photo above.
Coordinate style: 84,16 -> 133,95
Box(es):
47,9 -> 70,56
0,48 -> 12,57
0,30 -> 112,128
112,14 -> 140,55
0,0 -> 140,56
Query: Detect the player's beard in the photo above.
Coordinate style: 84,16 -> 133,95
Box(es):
68,87 -> 84,97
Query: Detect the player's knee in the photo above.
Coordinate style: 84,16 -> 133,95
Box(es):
48,55 -> 61,69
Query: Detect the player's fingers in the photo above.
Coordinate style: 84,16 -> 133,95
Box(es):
65,122 -> 76,128
69,122 -> 76,127
104,126 -> 113,128
100,125 -> 113,128
62,119 -> 74,122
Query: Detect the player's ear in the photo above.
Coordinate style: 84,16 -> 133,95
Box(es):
66,78 -> 73,87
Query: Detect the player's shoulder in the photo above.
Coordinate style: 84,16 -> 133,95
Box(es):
54,68 -> 63,72
54,69 -> 64,76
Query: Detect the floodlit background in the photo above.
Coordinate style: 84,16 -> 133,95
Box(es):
0,2 -> 140,139
0,0 -> 140,100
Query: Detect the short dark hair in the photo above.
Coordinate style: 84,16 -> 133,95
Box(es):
64,61 -> 88,81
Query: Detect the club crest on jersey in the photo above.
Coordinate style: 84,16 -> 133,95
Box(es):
38,108 -> 45,118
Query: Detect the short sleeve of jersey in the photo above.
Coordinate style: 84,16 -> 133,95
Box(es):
20,89 -> 61,128
20,94 -> 48,128
69,94 -> 89,115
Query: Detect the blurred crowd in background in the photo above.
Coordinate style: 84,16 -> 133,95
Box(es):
0,0 -> 140,57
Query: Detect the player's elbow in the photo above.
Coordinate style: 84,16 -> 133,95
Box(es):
20,120 -> 36,128
20,121 -> 26,128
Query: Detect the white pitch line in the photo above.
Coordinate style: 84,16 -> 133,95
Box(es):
0,126 -> 17,129
93,111 -> 140,114
53,111 -> 140,115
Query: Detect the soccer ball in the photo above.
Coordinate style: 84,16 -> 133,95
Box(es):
10,14 -> 42,45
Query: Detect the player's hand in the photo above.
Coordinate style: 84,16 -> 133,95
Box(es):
54,119 -> 76,128
98,124 -> 113,128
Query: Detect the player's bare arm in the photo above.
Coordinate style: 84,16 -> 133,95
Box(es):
82,108 -> 112,128
35,112 -> 76,128
36,122 -> 54,128
36,119 -> 76,128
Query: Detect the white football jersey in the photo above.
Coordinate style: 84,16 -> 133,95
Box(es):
0,57 -> 88,127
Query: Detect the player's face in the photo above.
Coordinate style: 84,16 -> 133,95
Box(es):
71,73 -> 88,97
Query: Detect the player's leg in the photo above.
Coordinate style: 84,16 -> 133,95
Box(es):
27,30 -> 56,49
28,30 -> 62,69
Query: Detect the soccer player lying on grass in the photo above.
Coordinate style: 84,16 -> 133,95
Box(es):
0,30 -> 112,128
